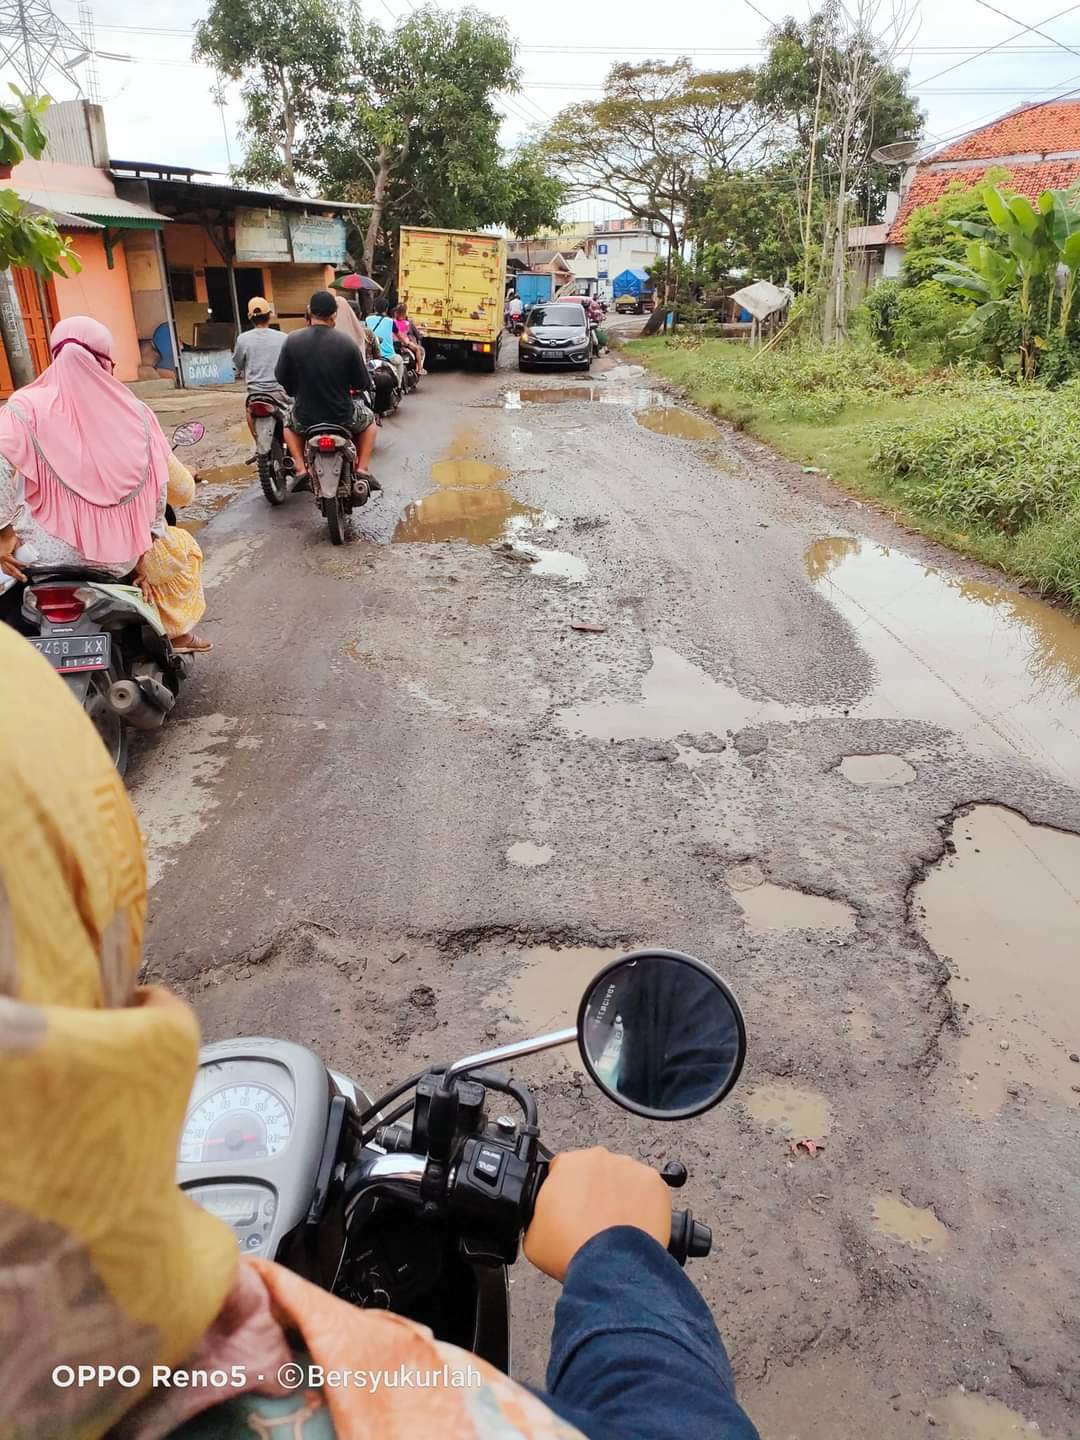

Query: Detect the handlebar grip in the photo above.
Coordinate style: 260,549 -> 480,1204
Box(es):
668,1208 -> 712,1265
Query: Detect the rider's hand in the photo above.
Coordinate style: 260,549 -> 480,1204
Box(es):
524,1147 -> 671,1283
0,525 -> 27,582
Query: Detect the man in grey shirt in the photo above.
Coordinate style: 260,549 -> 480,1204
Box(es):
233,296 -> 289,438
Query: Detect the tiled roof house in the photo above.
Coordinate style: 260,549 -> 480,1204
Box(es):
879,99 -> 1080,276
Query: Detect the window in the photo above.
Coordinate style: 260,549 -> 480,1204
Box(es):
169,268 -> 196,302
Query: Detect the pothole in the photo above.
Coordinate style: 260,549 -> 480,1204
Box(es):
392,490 -> 556,546
200,463 -> 255,485
742,1082 -> 832,1140
930,1390 -> 1037,1438
806,534 -> 1080,787
839,753 -> 916,787
557,645 -> 819,742
727,860 -> 855,935
872,1195 -> 949,1252
914,805 -> 1080,1116
634,407 -> 717,441
500,944 -> 619,1033
506,841 -> 553,868
430,458 -> 508,487
511,542 -> 589,582
502,385 -> 666,410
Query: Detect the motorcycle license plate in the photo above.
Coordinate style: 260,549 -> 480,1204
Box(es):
29,632 -> 111,673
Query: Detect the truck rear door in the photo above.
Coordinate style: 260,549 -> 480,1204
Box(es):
398,228 -> 452,337
446,234 -> 502,345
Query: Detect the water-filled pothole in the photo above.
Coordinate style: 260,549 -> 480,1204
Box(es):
430,458 -> 508,488
872,1194 -> 949,1252
503,386 -> 668,410
743,1082 -> 832,1140
839,754 -> 916,786
392,491 -> 556,546
806,536 -> 1080,786
557,645 -> 819,741
914,804 -> 1080,1115
930,1390 -> 1036,1438
634,407 -> 717,441
495,944 -> 623,1040
727,859 -> 856,935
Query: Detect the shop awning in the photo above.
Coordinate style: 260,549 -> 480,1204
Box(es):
13,187 -> 168,229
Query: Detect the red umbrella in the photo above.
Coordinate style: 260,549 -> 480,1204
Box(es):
332,272 -> 382,293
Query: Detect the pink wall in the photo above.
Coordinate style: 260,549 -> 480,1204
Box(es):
52,233 -> 142,383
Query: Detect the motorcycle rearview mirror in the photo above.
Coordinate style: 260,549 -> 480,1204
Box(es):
171,421 -> 205,448
576,950 -> 746,1120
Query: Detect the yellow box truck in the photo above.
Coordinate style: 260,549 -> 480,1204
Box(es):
398,226 -> 506,372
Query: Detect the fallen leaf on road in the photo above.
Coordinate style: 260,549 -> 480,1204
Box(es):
570,622 -> 608,634
788,1138 -> 822,1156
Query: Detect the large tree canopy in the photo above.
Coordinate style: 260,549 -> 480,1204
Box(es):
196,2 -> 564,275
540,60 -> 772,254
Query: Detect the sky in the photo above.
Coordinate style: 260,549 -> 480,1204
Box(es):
18,0 -> 1080,221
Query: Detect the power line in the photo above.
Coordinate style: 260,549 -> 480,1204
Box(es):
911,2 -> 1080,85
973,0 -> 1080,58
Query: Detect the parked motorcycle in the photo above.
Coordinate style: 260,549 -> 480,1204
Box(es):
176,949 -> 745,1372
17,421 -> 204,775
247,391 -> 294,506
305,426 -> 370,546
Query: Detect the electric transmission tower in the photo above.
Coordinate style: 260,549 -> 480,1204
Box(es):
0,0 -> 90,98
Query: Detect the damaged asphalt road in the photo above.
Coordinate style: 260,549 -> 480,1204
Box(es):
135,347 -> 1080,1439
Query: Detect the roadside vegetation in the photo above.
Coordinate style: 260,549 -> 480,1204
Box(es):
631,336 -> 1080,608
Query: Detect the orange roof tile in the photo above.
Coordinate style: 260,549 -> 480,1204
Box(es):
886,160 -> 1080,244
932,100 -> 1080,162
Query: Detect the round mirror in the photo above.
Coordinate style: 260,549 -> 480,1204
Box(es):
172,421 -> 205,448
577,950 -> 746,1119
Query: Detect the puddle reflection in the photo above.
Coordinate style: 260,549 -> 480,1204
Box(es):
393,490 -> 556,547
634,407 -> 717,441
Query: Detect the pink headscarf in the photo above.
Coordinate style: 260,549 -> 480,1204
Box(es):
0,315 -> 170,565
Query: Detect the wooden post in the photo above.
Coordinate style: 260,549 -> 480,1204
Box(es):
0,267 -> 35,389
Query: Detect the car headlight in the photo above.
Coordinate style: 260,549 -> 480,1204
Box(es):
521,329 -> 534,344
574,332 -> 588,345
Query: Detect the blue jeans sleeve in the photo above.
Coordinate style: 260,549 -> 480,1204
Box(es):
539,1226 -> 760,1440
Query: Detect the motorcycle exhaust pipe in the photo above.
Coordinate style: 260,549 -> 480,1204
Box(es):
107,676 -> 175,731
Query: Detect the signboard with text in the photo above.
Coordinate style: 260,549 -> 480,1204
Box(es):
288,214 -> 348,264
235,208 -> 292,262
179,349 -> 235,387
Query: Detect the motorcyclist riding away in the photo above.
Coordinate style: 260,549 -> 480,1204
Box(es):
0,627 -> 760,1440
231,297 -> 288,442
365,295 -> 406,388
274,289 -> 378,491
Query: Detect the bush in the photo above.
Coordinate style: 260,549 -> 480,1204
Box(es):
871,386 -> 1080,534
865,278 -> 974,366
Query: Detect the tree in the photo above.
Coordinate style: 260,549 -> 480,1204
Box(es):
540,60 -> 773,265
755,6 -> 924,223
193,0 -> 349,192
0,89 -> 80,387
899,175 -> 1008,287
691,162 -> 822,285
314,6 -> 528,273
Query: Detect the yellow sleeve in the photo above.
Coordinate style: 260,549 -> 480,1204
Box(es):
166,451 -> 196,509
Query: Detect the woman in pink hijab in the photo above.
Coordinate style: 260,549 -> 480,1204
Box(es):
0,315 -> 210,651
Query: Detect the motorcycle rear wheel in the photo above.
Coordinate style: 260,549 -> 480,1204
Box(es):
326,493 -> 347,545
258,440 -> 287,506
84,662 -> 130,776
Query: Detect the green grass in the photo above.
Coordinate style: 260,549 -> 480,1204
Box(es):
630,336 -> 1080,608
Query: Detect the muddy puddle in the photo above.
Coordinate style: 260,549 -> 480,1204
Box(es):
511,542 -> 589,581
393,490 -> 555,547
199,463 -> 255,486
558,645 -> 820,741
838,753 -> 916,786
492,946 -> 621,1067
506,841 -> 553,867
634,407 -> 717,441
806,536 -> 1080,786
914,804 -> 1080,1116
743,1082 -> 832,1140
931,1390 -> 1037,1438
872,1194 -> 949,1252
503,386 -> 669,410
178,518 -> 207,535
430,458 -> 509,488
727,859 -> 856,935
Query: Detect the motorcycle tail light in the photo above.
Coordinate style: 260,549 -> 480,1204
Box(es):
317,435 -> 337,451
30,585 -> 85,623
248,401 -> 274,416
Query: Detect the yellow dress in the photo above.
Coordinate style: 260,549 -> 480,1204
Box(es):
139,452 -> 206,638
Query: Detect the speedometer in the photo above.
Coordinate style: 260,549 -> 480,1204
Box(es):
179,1084 -> 292,1164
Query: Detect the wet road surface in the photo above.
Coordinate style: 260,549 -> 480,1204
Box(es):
136,347 -> 1080,1438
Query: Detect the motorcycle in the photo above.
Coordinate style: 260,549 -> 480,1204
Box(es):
305,425 -> 371,546
247,391 -> 295,506
176,949 -> 745,1373
16,422 -> 204,776
400,343 -> 420,394
369,358 -> 403,420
